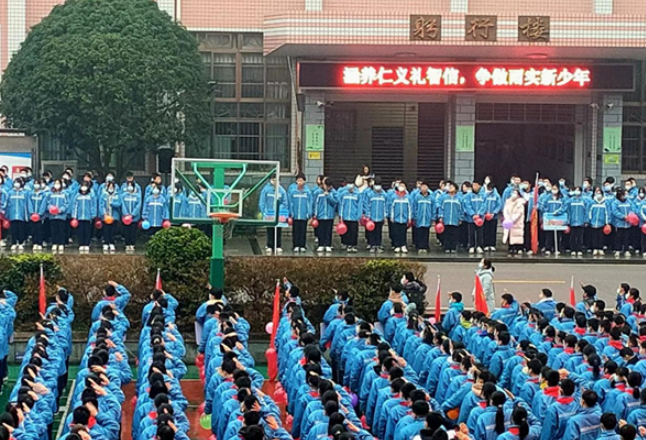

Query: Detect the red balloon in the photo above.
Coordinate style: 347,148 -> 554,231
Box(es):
564,226 -> 571,234
484,213 -> 494,221
359,216 -> 367,227
474,217 -> 484,227
209,435 -> 216,440
642,224 -> 646,235
311,218 -> 319,228
336,222 -> 348,236
198,402 -> 205,414
287,217 -> 293,226
70,219 -> 79,229
2,220 -> 8,229
627,213 -> 640,226
162,220 -> 172,229
407,220 -> 413,229
195,353 -> 205,368
30,213 -> 40,222
366,220 -> 375,231
435,222 -> 445,235
603,224 -> 612,235
48,205 -> 59,215
137,220 -> 143,230
122,215 -> 133,226
94,220 -> 103,230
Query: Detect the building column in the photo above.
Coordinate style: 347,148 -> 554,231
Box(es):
596,94 -> 623,182
594,0 -> 613,14
7,0 -> 25,61
452,95 -> 476,183
302,93 -> 325,183
450,0 -> 468,13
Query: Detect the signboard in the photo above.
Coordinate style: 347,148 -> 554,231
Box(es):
308,151 -> 322,160
456,126 -> 475,152
603,126 -> 622,153
543,213 -> 569,231
0,152 -> 32,178
518,16 -> 550,42
604,154 -> 620,165
306,124 -> 325,151
299,62 -> 635,92
410,15 -> 441,41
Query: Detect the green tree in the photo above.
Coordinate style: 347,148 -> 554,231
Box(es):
0,0 -> 209,176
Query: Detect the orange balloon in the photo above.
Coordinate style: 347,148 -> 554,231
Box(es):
104,215 -> 114,225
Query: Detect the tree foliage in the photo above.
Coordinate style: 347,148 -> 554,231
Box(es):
0,0 -> 209,176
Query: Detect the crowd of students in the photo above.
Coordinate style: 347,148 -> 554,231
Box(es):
258,166 -> 646,258
132,288 -> 191,440
0,166 -> 184,254
0,286 -> 70,440
197,285 -> 295,440
227,276 -> 646,440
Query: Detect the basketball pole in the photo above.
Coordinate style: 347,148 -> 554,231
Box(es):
210,165 -> 226,289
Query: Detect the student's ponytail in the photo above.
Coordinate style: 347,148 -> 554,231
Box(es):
492,391 -> 506,434
512,407 -> 530,440
589,354 -> 601,379
629,372 -> 643,399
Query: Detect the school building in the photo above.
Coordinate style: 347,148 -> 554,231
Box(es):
4,0 -> 646,187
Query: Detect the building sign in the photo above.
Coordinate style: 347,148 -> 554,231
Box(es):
305,124 -> 325,151
456,126 -> 475,153
410,15 -> 441,41
298,62 -> 635,92
518,16 -> 550,42
465,16 -> 497,42
603,126 -> 622,153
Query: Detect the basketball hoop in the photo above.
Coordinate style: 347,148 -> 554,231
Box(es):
209,212 -> 240,224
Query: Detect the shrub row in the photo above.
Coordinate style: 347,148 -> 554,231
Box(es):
4,228 -> 426,333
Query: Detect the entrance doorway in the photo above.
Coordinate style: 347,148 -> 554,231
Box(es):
474,103 -> 576,189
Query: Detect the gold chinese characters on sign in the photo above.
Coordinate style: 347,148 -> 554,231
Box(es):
465,15 -> 497,42
519,16 -> 550,42
410,15 -> 441,41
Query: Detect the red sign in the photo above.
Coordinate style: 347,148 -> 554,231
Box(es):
298,62 -> 635,92
341,65 -> 590,89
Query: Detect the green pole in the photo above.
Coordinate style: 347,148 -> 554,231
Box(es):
210,166 -> 226,289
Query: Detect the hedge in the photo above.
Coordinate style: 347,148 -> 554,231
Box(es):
3,230 -> 426,333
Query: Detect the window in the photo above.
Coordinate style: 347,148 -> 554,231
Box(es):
622,61 -> 646,173
192,33 -> 292,170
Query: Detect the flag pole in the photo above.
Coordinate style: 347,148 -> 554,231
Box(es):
433,275 -> 441,324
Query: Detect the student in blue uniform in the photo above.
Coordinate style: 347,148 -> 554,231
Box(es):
562,390 -> 602,440
72,183 -> 98,253
540,186 -> 567,255
142,183 -> 169,234
437,181 -> 462,253
364,178 -> 387,253
338,183 -> 361,252
288,173 -> 312,253
99,182 -> 122,253
28,179 -> 48,251
567,186 -> 588,257
411,182 -> 434,254
6,178 -> 30,251
313,178 -> 337,253
588,187 -> 610,256
259,176 -> 288,254
46,179 -> 69,253
613,189 -> 635,258
389,182 -> 411,253
121,182 -> 142,252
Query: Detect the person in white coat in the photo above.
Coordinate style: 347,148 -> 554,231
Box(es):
476,258 -> 496,313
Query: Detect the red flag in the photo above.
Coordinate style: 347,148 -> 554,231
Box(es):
531,173 -> 540,254
266,281 -> 281,382
474,274 -> 489,315
39,264 -> 46,315
569,276 -> 576,306
434,276 -> 441,324
155,269 -> 162,290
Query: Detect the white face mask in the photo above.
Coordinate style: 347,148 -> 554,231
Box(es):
54,184 -> 61,191
583,182 -> 590,189
81,186 -> 88,193
484,178 -> 491,185
374,185 -> 382,191
595,194 -> 603,201
106,175 -> 114,182
398,186 -> 405,192
545,185 -> 552,192
13,182 -> 20,189
20,173 -> 26,179
478,262 -> 484,269
573,190 -> 581,196
34,184 -> 41,191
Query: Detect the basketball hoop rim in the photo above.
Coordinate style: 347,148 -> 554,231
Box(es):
209,212 -> 241,224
